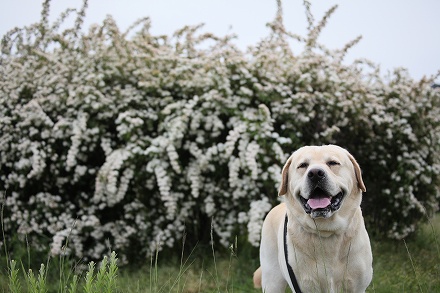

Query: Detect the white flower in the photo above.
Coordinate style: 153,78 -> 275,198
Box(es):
66,113 -> 88,170
247,197 -> 272,246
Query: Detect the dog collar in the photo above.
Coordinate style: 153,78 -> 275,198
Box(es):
284,214 -> 303,293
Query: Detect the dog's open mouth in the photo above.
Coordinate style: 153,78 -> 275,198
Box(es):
299,188 -> 345,218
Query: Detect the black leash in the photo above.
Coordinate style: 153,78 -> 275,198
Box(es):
284,214 -> 303,293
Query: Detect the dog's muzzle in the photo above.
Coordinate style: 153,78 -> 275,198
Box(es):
299,168 -> 345,218
299,189 -> 345,218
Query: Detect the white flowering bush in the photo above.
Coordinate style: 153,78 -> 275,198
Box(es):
1,1 -> 439,262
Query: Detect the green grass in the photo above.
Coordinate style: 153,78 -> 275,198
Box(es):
116,215 -> 440,293
1,252 -> 119,293
1,215 -> 439,292
367,214 -> 440,292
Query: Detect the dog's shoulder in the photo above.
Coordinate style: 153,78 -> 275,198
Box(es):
261,203 -> 286,241
265,203 -> 286,225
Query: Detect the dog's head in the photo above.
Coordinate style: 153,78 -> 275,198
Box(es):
279,145 -> 366,220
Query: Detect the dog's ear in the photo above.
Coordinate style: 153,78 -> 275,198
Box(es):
347,152 -> 366,193
278,157 -> 292,196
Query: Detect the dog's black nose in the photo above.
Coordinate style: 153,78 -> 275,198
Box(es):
307,168 -> 326,183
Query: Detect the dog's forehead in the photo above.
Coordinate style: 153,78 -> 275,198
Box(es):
294,145 -> 347,163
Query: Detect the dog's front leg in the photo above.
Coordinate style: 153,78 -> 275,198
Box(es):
261,268 -> 288,293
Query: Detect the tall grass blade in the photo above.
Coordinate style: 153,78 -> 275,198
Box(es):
26,234 -> 31,271
423,207 -> 440,259
168,233 -> 199,293
1,192 -> 11,267
154,244 -> 159,292
177,231 -> 187,292
197,260 -> 204,293
225,237 -> 238,292
210,219 -> 220,293
149,252 -> 153,293
59,220 -> 76,293
149,243 -> 161,293
403,239 -> 424,293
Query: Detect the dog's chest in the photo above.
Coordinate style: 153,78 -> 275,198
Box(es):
288,234 -> 358,292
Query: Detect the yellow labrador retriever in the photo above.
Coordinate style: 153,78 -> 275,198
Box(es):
253,145 -> 372,292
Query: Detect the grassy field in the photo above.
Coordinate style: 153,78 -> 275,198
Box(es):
120,216 -> 440,292
367,214 -> 440,293
117,214 -> 440,293
1,215 -> 439,292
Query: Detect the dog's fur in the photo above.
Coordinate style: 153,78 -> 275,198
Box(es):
253,145 -> 373,292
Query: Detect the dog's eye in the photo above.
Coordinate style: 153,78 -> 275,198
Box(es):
297,162 -> 309,169
327,160 -> 340,166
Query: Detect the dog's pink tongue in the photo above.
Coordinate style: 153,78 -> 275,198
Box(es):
308,197 -> 331,209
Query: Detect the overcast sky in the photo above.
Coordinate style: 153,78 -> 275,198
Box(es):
1,0 -> 439,81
